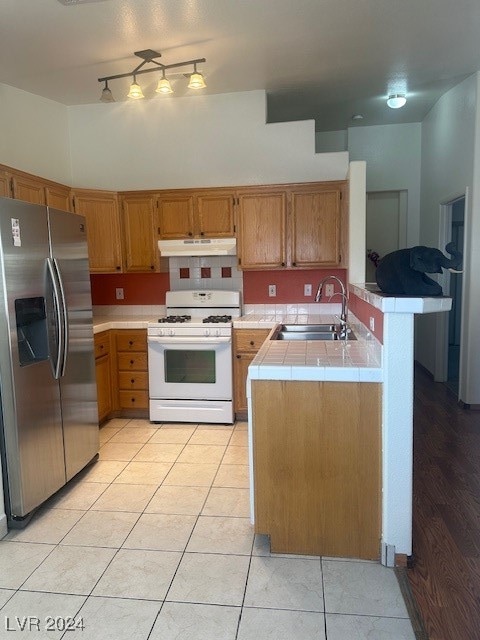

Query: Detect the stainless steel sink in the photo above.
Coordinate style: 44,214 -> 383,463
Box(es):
280,324 -> 336,333
271,324 -> 356,341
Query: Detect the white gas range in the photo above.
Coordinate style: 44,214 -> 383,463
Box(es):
147,290 -> 241,424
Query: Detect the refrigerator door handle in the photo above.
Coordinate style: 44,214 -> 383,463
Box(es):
53,258 -> 69,377
46,257 -> 64,380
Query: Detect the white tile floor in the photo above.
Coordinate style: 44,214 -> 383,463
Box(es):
0,419 -> 416,640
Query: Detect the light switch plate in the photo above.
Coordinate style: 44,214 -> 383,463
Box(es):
268,284 -> 276,297
116,287 -> 124,300
369,316 -> 375,331
325,283 -> 335,298
304,284 -> 312,296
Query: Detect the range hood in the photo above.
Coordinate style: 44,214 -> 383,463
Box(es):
158,237 -> 237,257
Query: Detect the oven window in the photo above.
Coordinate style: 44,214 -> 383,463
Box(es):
164,349 -> 216,384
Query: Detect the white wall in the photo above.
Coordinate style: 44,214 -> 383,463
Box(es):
0,83 -> 71,185
417,74 -> 478,404
348,123 -> 422,247
67,91 -> 349,190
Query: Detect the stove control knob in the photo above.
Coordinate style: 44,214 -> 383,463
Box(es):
169,328 -> 175,336
215,328 -> 221,337
204,328 -> 210,337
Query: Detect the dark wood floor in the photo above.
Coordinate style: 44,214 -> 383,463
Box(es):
408,364 -> 480,640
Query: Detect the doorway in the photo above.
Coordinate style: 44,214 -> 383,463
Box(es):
365,191 -> 407,282
445,198 -> 465,395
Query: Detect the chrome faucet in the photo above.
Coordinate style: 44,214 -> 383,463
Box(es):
315,275 -> 348,323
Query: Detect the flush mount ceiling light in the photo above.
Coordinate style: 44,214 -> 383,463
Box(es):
387,94 -> 407,109
98,49 -> 206,102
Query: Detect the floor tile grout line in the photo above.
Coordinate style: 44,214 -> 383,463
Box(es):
320,556 -> 328,639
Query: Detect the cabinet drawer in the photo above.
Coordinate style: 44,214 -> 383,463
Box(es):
234,329 -> 270,353
117,352 -> 148,371
116,331 -> 147,352
118,371 -> 148,390
94,332 -> 110,359
118,390 -> 149,409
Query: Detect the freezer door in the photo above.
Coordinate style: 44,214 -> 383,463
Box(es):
0,199 -> 66,518
48,208 -> 98,480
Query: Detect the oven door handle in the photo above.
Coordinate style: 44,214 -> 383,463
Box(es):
148,336 -> 232,345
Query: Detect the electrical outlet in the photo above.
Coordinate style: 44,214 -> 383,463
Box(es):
304,284 -> 312,297
115,287 -> 124,300
325,283 -> 335,298
369,316 -> 375,332
268,284 -> 276,297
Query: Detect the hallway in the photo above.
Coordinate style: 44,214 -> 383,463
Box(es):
408,366 -> 480,639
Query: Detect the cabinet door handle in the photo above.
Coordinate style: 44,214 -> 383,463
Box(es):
116,266 -> 121,270
131,378 -> 135,384
129,340 -> 133,346
281,262 -> 285,267
249,340 -> 254,346
292,261 -> 297,267
131,397 -> 135,403
200,231 -> 204,236
150,265 -> 154,270
188,232 -> 193,237
130,359 -> 134,365
236,354 -> 241,359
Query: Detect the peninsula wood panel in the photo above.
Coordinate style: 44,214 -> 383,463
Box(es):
252,380 -> 381,559
94,331 -> 113,423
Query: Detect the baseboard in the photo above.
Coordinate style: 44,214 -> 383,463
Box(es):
395,567 -> 429,640
395,553 -> 408,567
0,513 -> 8,539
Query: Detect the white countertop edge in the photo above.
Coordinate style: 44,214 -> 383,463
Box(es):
93,317 -> 153,333
248,365 -> 383,384
349,283 -> 452,314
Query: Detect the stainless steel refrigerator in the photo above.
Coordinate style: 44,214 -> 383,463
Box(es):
0,197 -> 98,526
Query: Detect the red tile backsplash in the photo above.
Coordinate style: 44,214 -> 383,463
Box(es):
348,292 -> 384,343
90,273 -> 170,305
243,269 -> 347,303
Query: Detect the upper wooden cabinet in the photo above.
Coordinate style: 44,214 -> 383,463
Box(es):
0,165 -> 72,211
157,188 -> 235,239
45,184 -> 73,212
236,181 -> 346,270
237,190 -> 287,269
10,173 -> 46,205
72,189 -> 123,273
0,170 -> 10,198
290,186 -> 343,267
120,194 -> 158,272
157,194 -> 194,239
196,190 -> 235,237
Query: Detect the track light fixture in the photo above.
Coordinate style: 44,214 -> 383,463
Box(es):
98,49 -> 206,102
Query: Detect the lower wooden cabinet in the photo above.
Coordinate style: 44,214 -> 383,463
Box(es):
233,329 -> 270,418
94,331 -> 113,424
115,329 -> 149,412
252,380 -> 381,559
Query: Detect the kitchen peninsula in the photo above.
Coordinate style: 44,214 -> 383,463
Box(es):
242,285 -> 452,565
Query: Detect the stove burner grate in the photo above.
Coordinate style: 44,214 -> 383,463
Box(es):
203,315 -> 232,323
157,315 -> 191,323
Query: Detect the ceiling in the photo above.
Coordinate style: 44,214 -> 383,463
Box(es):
1,0 -> 480,132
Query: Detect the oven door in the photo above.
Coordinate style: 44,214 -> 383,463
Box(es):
148,336 -> 232,401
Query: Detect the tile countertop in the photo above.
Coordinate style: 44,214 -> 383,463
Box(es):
93,316 -> 155,333
235,313 -> 383,383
